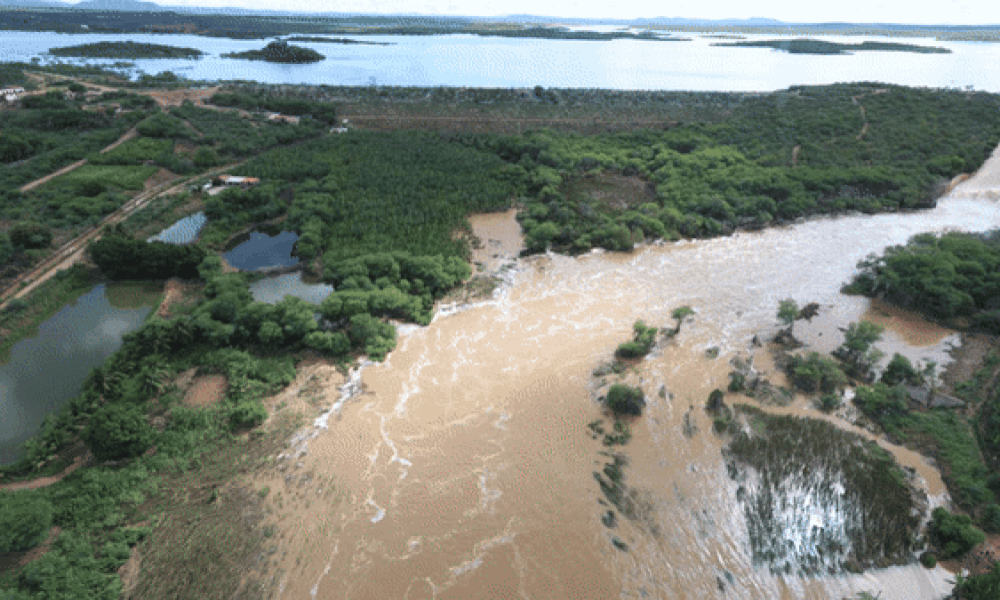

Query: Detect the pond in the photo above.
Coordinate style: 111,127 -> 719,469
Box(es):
0,282 -> 161,464
146,211 -> 207,245
248,271 -> 334,305
223,226 -> 300,271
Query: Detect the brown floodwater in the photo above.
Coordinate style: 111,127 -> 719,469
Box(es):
254,161 -> 1000,599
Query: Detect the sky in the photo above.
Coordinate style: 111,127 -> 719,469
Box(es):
131,0 -> 996,25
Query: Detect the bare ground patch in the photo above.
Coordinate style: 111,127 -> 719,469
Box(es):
942,332 -> 999,393
184,374 -> 229,407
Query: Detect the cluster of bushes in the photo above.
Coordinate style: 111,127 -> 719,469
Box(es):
88,224 -> 208,280
928,507 -> 986,559
319,251 -> 471,327
786,352 -> 849,393
94,90 -> 157,109
209,90 -> 339,124
136,112 -> 192,139
843,230 -> 1000,330
604,384 -> 645,417
614,320 -> 658,358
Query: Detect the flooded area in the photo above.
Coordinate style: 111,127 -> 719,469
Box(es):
250,166 -> 999,599
0,282 -> 161,464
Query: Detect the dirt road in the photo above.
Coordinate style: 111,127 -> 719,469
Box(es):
0,163 -> 240,311
17,127 -> 138,193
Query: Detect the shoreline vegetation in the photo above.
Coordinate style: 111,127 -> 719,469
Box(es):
713,38 -> 952,54
220,40 -> 324,63
2,60 -> 1000,596
47,41 -> 205,59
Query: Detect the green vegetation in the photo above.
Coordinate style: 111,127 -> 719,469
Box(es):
58,165 -> 158,191
605,384 -> 645,417
208,90 -> 339,124
221,40 -> 324,64
0,492 -> 53,553
136,112 -> 192,139
82,404 -> 156,462
615,320 -> 658,358
953,561 -> 1000,599
843,231 -> 1000,331
727,406 -> 919,573
88,224 -> 208,281
786,352 -> 849,393
777,298 -> 799,331
833,321 -> 886,380
87,138 -> 174,166
928,507 -> 985,559
477,83 -> 1000,254
713,39 -> 950,54
93,90 -> 157,110
48,41 -> 205,59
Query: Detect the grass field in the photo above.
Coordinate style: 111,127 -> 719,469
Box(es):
58,165 -> 159,191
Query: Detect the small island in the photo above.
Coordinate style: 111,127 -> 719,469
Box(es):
286,36 -> 393,46
713,38 -> 951,54
48,41 -> 205,59
221,40 -> 325,63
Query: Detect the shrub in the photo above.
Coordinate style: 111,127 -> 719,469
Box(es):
605,384 -> 645,417
10,221 -> 53,250
919,552 -> 937,568
881,353 -> 920,386
818,393 -> 841,412
928,507 -> 985,559
228,401 -> 268,431
82,404 -> 156,462
0,492 -> 53,552
615,320 -> 658,358
954,561 -> 1000,599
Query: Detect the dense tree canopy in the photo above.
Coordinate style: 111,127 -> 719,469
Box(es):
844,231 -> 1000,327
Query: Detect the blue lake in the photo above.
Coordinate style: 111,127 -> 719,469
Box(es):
1,30 -> 998,92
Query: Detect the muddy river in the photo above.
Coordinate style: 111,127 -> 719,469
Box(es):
251,156 -> 1000,599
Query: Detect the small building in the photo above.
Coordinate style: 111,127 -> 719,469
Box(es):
1,87 -> 25,103
218,174 -> 260,189
331,127 -> 349,134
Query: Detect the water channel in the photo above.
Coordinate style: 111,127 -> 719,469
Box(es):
0,282 -> 161,464
250,157 -> 1000,599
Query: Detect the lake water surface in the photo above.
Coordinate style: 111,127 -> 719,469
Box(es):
2,30 -> 999,91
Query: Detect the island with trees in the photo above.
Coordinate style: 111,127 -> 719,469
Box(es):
221,40 -> 325,63
712,38 -> 951,54
48,41 -> 205,59
285,36 -> 393,46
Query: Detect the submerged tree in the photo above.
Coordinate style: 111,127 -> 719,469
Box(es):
671,305 -> 694,335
